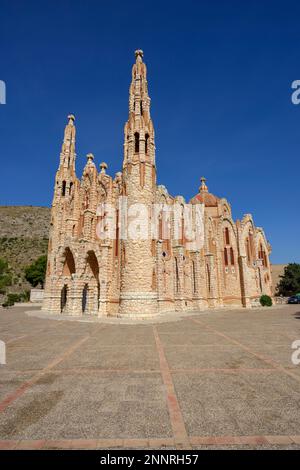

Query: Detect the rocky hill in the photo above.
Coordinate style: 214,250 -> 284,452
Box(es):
0,206 -> 51,297
271,263 -> 287,294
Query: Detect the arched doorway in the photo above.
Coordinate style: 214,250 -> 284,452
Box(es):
60,285 -> 68,313
82,284 -> 88,314
83,251 -> 100,315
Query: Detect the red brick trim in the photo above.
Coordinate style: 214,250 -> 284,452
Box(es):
153,326 -> 190,448
0,435 -> 298,449
0,325 -> 106,414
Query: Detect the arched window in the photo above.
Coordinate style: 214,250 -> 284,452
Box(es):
134,132 -> 139,153
259,243 -> 268,268
86,251 -> 99,278
62,248 -> 76,276
69,182 -> 73,195
62,180 -> 66,197
224,227 -> 230,245
145,133 -> 149,154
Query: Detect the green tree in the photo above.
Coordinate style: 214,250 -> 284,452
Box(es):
0,258 -> 12,294
260,294 -> 272,307
24,255 -> 47,288
276,263 -> 300,296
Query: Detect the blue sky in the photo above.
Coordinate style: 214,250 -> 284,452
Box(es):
0,0 -> 299,264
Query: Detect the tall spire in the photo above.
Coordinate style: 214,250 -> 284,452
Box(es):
119,50 -> 158,316
123,50 -> 155,169
59,114 -> 76,170
128,49 -> 151,122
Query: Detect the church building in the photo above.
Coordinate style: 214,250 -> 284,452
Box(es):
42,50 -> 272,317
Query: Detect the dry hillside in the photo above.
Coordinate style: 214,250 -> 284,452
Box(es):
0,206 -> 50,296
271,264 -> 287,294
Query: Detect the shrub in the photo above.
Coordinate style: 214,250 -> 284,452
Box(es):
1,291 -> 29,308
22,290 -> 30,302
260,294 -> 273,307
2,293 -> 17,307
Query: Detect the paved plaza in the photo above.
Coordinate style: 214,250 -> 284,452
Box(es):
0,305 -> 300,449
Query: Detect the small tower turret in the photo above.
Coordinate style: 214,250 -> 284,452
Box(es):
54,114 -> 77,203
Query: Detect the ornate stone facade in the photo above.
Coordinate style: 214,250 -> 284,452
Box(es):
42,50 -> 272,317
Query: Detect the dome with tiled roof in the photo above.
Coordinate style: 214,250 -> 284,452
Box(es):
190,177 -> 220,207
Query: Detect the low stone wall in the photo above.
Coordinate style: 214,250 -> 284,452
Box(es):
30,288 -> 44,303
274,296 -> 288,305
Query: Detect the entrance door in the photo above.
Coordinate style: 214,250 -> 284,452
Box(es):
82,284 -> 88,314
60,285 -> 68,313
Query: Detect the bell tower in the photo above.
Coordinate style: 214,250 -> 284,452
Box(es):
119,50 -> 158,316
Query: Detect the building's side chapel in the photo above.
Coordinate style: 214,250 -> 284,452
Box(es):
42,50 -> 272,317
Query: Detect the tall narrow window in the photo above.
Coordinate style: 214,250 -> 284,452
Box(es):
69,182 -> 73,195
152,268 -> 156,290
175,258 -> 179,293
224,227 -> 230,245
192,261 -> 196,293
224,247 -> 228,266
140,162 -> 145,187
115,210 -> 119,257
84,191 -> 89,209
230,247 -> 235,265
140,102 -> 143,115
158,215 -> 163,240
259,243 -> 265,264
262,248 -> 267,267
207,264 -> 211,293
145,133 -> 149,154
180,208 -> 185,245
134,132 -> 139,153
249,231 -> 254,258
62,180 -> 66,196
246,238 -> 251,263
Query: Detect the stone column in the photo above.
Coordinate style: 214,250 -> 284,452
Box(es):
238,255 -> 251,308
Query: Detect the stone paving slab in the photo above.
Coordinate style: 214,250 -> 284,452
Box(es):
0,304 -> 300,449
